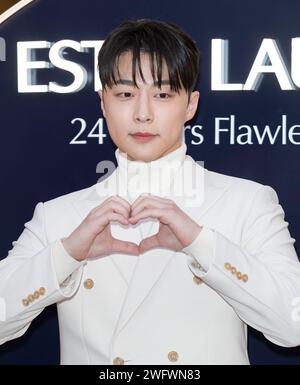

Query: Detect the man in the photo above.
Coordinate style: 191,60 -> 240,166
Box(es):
0,19 -> 300,365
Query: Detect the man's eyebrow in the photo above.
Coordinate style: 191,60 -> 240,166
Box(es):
114,79 -> 171,86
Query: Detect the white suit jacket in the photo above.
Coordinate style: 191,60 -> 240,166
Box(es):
0,154 -> 300,365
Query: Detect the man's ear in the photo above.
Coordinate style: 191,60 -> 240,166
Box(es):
97,89 -> 106,118
185,91 -> 200,122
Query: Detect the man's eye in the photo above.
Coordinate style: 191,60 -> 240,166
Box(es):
117,92 -> 133,98
156,93 -> 170,99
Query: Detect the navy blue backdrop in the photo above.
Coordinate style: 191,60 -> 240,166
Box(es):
0,0 -> 299,364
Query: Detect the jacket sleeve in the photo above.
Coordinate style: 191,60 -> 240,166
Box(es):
182,185 -> 300,347
0,201 -> 85,345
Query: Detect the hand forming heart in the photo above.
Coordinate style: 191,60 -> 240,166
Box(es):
62,193 -> 203,261
128,193 -> 202,254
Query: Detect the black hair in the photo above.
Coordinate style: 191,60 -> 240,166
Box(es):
97,18 -> 200,100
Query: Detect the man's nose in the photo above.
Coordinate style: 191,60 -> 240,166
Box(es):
134,93 -> 153,123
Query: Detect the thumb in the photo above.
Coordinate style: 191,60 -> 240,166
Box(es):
139,234 -> 159,254
111,238 -> 140,256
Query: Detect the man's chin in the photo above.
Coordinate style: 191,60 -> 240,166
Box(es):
122,146 -> 161,162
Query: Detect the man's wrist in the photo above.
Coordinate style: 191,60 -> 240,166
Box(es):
61,237 -> 85,262
52,239 -> 85,285
181,226 -> 215,272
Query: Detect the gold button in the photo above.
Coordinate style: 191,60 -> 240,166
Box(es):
168,351 -> 179,362
22,299 -> 29,307
33,291 -> 40,299
39,287 -> 46,295
113,357 -> 124,365
242,274 -> 248,282
27,294 -> 34,302
225,262 -> 231,270
84,278 -> 94,289
193,276 -> 203,285
236,271 -> 242,280
191,261 -> 201,269
231,266 -> 237,274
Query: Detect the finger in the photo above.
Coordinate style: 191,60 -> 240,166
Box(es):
129,208 -> 169,224
131,195 -> 173,216
91,195 -> 130,215
111,238 -> 139,256
106,195 -> 131,216
131,193 -> 164,211
130,199 -> 167,218
112,194 -> 132,212
88,211 -> 129,236
94,200 -> 131,220
109,200 -> 131,218
139,234 -> 160,254
105,212 -> 129,226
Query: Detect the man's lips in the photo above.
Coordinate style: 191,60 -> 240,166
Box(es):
131,132 -> 157,137
130,132 -> 158,142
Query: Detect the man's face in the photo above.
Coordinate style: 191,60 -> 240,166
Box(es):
98,51 -> 199,161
